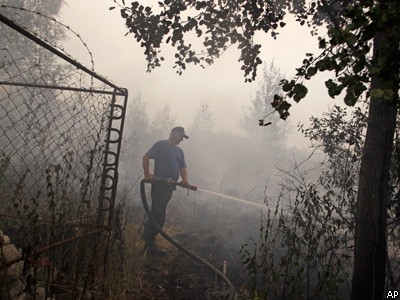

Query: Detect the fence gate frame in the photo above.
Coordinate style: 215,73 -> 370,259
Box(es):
0,11 -> 128,296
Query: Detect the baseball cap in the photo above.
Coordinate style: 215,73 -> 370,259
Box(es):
171,126 -> 189,139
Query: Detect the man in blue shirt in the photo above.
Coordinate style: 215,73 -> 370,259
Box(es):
142,126 -> 189,255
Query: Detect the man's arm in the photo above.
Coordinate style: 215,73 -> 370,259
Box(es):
180,167 -> 188,185
143,154 -> 154,180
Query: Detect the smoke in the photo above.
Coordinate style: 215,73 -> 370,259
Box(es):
117,88 -> 311,261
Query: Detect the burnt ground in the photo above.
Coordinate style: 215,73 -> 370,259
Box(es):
123,221 -> 253,299
119,192 -> 266,299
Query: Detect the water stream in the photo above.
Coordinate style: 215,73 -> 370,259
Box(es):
196,188 -> 265,209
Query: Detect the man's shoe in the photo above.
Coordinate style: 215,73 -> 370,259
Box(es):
144,243 -> 167,256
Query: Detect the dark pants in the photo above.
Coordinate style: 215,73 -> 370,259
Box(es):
143,182 -> 173,243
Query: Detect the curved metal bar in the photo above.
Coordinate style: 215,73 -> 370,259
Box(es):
103,151 -> 117,167
111,104 -> 124,120
107,128 -> 121,144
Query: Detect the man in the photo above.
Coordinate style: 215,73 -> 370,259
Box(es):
142,126 -> 189,256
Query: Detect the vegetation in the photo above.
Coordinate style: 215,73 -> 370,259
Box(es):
2,0 -> 399,298
116,1 -> 400,298
0,0 -> 66,71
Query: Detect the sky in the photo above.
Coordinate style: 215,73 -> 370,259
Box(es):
59,0 -> 343,149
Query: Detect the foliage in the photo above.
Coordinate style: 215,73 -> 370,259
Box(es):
241,105 -> 363,298
118,93 -> 152,204
299,104 -> 367,213
240,61 -> 288,142
116,0 -> 289,80
150,102 -> 178,138
277,1 -> 400,110
121,92 -> 150,157
388,113 -> 400,218
241,181 -> 353,299
191,100 -> 215,135
116,0 -> 400,119
240,100 -> 400,297
114,2 -> 399,297
0,0 -> 66,69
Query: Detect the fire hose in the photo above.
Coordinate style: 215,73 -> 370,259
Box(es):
140,178 -> 236,300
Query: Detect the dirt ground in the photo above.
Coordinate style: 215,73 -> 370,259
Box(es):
123,222 -> 251,299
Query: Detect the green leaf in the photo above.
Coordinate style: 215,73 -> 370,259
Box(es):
318,39 -> 327,49
306,67 -> 317,77
271,94 -> 283,108
344,91 -> 357,106
278,101 -> 292,112
282,82 -> 292,92
345,33 -> 358,46
292,84 -> 308,102
325,79 -> 343,98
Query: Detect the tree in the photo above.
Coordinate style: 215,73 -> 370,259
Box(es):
122,92 -> 150,149
150,102 -> 177,138
0,0 -> 66,71
191,100 -> 215,135
120,92 -> 150,164
240,101 -> 400,298
240,61 -> 287,145
115,1 -> 400,299
118,93 -> 151,204
1,0 -> 69,183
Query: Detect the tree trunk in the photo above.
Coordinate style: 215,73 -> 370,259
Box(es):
351,24 -> 399,300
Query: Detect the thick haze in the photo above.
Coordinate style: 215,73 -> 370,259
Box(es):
59,0 -> 342,150
1,3 -> 358,290
3,3 -> 391,297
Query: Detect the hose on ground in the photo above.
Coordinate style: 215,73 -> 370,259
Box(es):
140,179 -> 236,300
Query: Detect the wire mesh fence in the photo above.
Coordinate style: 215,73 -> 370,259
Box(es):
1,49 -> 108,215
0,10 -> 127,299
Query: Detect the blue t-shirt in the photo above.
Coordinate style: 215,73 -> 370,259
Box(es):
146,140 -> 187,181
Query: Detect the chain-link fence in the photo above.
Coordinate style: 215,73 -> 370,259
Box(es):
0,11 -> 127,298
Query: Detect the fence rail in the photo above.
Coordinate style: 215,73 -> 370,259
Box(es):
0,10 -> 127,298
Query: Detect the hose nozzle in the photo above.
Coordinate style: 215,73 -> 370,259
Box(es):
175,181 -> 197,191
143,177 -> 197,191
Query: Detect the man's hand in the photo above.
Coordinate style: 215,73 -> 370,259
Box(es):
178,180 -> 197,191
144,173 -> 155,182
179,180 -> 189,188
